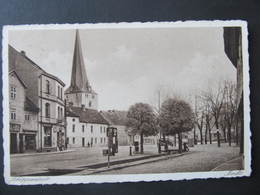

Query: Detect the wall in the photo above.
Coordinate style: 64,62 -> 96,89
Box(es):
66,116 -> 108,148
9,73 -> 25,126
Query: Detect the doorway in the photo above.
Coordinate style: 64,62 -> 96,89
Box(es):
82,137 -> 85,147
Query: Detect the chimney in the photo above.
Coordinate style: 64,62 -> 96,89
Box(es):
20,50 -> 26,56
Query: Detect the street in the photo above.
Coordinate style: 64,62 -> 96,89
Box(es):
96,143 -> 241,175
10,143 -> 241,176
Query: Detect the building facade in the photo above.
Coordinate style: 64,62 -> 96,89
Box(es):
66,106 -> 109,148
9,71 -> 39,153
9,45 -> 66,153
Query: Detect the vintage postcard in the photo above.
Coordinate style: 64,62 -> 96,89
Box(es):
2,21 -> 251,185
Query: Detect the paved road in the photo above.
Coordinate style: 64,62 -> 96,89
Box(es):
10,143 -> 240,176
10,145 -> 158,176
96,143 -> 241,175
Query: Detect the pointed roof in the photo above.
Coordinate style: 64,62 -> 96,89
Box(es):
65,30 -> 92,94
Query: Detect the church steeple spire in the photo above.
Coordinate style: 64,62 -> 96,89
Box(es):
66,29 -> 90,93
65,30 -> 98,110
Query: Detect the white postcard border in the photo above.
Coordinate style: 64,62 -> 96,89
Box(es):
2,20 -> 251,185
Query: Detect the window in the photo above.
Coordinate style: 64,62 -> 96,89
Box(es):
58,86 -> 60,98
45,103 -> 50,118
91,137 -> 93,144
10,86 -> 16,100
104,137 -> 106,143
100,126 -> 102,133
66,137 -> 69,144
44,127 -> 52,147
95,137 -> 97,144
104,127 -> 106,133
60,108 -> 63,118
82,125 -> 85,132
10,112 -> 16,120
89,101 -> 92,108
91,125 -> 93,133
100,138 -> 102,143
73,137 -> 75,144
61,88 -> 63,100
72,124 -> 75,132
25,114 -> 30,121
92,94 -> 94,99
72,118 -> 75,122
46,80 -> 50,94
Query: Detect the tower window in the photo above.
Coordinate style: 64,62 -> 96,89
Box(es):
82,125 -> 85,132
72,124 -> 75,132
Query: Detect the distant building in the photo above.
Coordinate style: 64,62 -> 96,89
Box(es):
66,106 -> 109,148
9,45 -> 66,152
101,110 -> 129,146
65,30 -> 109,148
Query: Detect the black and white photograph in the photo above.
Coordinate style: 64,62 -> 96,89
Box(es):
2,21 -> 250,185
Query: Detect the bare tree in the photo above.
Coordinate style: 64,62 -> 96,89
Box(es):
194,96 -> 205,144
223,80 -> 237,146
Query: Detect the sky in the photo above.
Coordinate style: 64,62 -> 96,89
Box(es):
8,26 -> 236,111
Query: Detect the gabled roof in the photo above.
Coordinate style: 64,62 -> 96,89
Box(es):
9,70 -> 27,89
67,106 -> 109,125
101,110 -> 128,126
65,30 -> 93,94
9,45 -> 66,105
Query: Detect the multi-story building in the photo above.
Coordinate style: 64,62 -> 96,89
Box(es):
9,70 -> 39,153
66,106 -> 108,147
65,30 -> 109,148
9,45 -> 66,152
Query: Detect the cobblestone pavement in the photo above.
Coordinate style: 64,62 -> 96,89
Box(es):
95,143 -> 241,175
10,145 -> 158,176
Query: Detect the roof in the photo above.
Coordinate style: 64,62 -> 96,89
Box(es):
9,45 -> 65,105
9,70 -> 27,89
101,110 -> 128,126
67,106 -> 109,125
65,30 -> 93,94
24,97 -> 39,113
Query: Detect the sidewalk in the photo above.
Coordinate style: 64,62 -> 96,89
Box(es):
211,156 -> 243,171
11,149 -> 75,158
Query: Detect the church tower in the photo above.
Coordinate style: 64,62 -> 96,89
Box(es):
65,30 -> 98,110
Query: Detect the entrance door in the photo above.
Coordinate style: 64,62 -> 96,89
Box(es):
82,137 -> 85,147
10,133 -> 17,154
25,134 -> 36,152
19,134 -> 24,153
